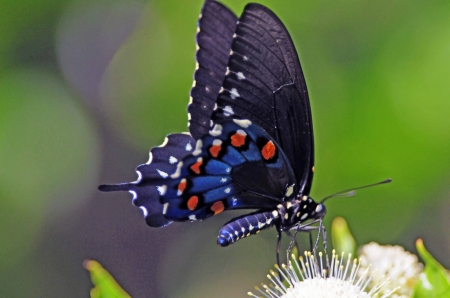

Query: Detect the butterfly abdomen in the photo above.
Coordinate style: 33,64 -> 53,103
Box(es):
217,210 -> 280,246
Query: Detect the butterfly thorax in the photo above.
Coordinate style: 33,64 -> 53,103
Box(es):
276,195 -> 326,232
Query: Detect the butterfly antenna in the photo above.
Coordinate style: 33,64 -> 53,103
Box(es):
320,178 -> 392,204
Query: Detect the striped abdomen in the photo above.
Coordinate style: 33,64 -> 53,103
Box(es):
217,210 -> 279,246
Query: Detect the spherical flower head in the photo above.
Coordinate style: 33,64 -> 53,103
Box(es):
359,242 -> 423,298
249,250 -> 396,298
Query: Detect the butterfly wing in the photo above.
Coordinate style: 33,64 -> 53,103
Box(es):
212,4 -> 314,195
99,133 -> 195,227
160,120 -> 297,222
188,0 -> 238,139
99,0 -> 238,226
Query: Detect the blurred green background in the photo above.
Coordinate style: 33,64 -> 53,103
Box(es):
1,0 -> 449,296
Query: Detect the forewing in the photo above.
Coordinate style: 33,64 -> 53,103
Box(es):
212,4 -> 314,195
188,0 -> 238,139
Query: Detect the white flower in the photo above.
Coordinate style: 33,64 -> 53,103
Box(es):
248,250 -> 397,298
359,242 -> 423,298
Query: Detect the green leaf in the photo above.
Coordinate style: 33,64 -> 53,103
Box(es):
413,239 -> 450,298
85,260 -> 131,298
331,217 -> 357,257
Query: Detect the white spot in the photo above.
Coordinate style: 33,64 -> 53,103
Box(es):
301,213 -> 308,220
272,210 -> 279,218
248,224 -> 254,231
226,167 -> 231,173
169,156 -> 178,164
196,44 -> 200,51
195,62 -> 199,70
129,190 -> 137,200
303,204 -> 307,209
241,227 -> 245,233
163,203 -> 169,214
258,221 -> 265,229
230,88 -> 240,99
296,212 -> 301,217
145,152 -> 154,165
213,139 -> 222,146
266,218 -> 273,225
210,120 -> 213,127
235,231 -> 239,236
286,202 -> 292,209
185,142 -> 193,151
157,185 -> 167,196
219,87 -> 225,93
170,162 -> 183,179
233,119 -> 252,128
205,86 -> 210,92
193,139 -> 203,156
316,205 -> 323,213
187,113 -> 192,120
158,137 -> 169,148
139,206 -> 148,217
308,198 -> 312,202
225,67 -> 230,75
189,215 -> 197,221
224,187 -> 231,193
232,197 -> 237,206
220,178 -> 227,183
233,33 -> 237,38
157,169 -> 168,178
243,55 -> 248,61
188,96 -> 193,104
236,72 -> 245,80
277,204 -> 283,209
302,195 -> 308,201
209,124 -> 223,136
134,171 -> 143,183
285,185 -> 294,197
230,50 -> 234,56
223,105 -> 234,116
284,213 -> 289,220
192,80 -> 196,87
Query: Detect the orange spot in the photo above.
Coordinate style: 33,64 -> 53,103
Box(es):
190,159 -> 203,174
261,141 -> 276,160
231,131 -> 246,147
177,179 -> 187,194
209,145 -> 221,157
187,196 -> 199,210
312,166 -> 315,172
210,201 -> 225,215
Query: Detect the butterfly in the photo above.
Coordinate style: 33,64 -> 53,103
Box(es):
99,0 -> 327,257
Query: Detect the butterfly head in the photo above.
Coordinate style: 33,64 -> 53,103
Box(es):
277,195 -> 326,231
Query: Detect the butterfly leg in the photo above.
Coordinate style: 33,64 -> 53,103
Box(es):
320,221 -> 330,269
285,229 -> 300,266
276,231 -> 286,280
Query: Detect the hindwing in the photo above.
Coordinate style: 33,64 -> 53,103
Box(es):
99,133 -> 195,227
160,120 -> 297,221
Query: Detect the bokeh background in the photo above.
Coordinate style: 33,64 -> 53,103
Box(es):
1,0 -> 449,296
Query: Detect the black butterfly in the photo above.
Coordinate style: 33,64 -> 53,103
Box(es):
100,0 -> 326,256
